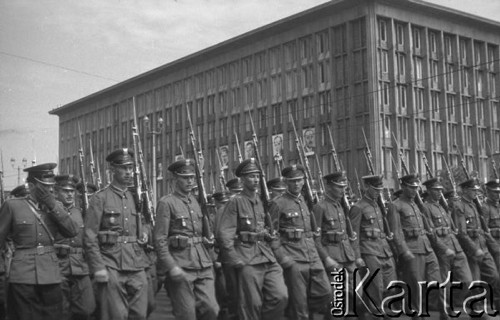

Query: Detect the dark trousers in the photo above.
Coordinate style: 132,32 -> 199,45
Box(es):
94,268 -> 148,320
61,275 -> 96,320
283,260 -> 331,320
361,255 -> 397,320
7,282 -> 62,320
235,262 -> 288,320
165,267 -> 219,320
399,251 -> 444,317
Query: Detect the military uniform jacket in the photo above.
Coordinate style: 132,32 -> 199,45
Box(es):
84,184 -> 149,274
269,192 -> 321,264
482,199 -> 500,239
425,199 -> 463,254
217,190 -> 276,267
55,205 -> 89,276
388,195 -> 437,256
350,196 -> 393,259
452,197 -> 492,257
312,195 -> 355,263
153,191 -> 212,273
0,196 -> 78,284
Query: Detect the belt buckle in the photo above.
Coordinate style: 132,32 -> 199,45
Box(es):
36,245 -> 45,255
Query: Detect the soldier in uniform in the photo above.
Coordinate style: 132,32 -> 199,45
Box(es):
453,179 -> 500,310
387,174 -> 449,319
54,174 -> 96,320
269,164 -> 331,320
350,175 -> 396,319
211,190 -> 233,320
83,148 -> 150,320
0,163 -> 78,320
422,177 -> 472,309
313,172 -> 357,271
154,159 -> 219,320
267,177 -> 287,200
217,159 -> 288,320
481,179 -> 500,272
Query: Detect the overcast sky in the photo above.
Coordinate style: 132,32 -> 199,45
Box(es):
1,0 -> 499,190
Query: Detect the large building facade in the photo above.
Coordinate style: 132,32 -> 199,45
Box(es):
50,0 -> 500,201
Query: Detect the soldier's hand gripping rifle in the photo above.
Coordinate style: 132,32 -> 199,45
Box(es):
361,128 -> 393,240
77,122 -> 89,214
215,148 -> 228,192
456,146 -> 490,233
131,99 -> 156,244
187,106 -> 214,244
326,125 -> 357,240
248,111 -> 276,237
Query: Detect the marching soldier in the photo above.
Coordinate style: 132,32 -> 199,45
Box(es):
422,178 -> 472,308
453,179 -> 500,309
350,175 -> 396,319
266,177 -> 287,200
211,190 -> 233,320
313,171 -> 357,271
312,171 -> 357,319
0,163 -> 78,320
387,174 -> 448,320
269,164 -> 331,320
54,174 -> 95,320
154,159 -> 219,320
217,159 -> 288,320
83,149 -> 150,320
481,179 -> 500,272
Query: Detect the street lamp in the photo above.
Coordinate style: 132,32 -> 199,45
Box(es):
10,157 -> 27,186
144,115 -> 164,205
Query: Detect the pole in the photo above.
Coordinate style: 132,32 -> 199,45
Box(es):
152,131 -> 157,205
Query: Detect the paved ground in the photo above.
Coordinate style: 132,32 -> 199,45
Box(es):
148,289 -> 500,319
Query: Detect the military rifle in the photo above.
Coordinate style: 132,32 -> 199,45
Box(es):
131,98 -> 156,230
215,148 -> 229,192
326,125 -> 356,240
187,106 -> 214,243
354,169 -> 363,199
234,132 -> 244,164
487,141 -> 499,179
289,114 -> 321,236
392,133 -> 434,234
77,122 -> 89,214
314,154 -> 326,197
416,139 -> 451,212
456,146 -> 490,233
89,139 -> 97,186
248,111 -> 276,237
95,153 -> 103,189
361,128 -> 393,240
0,150 -> 4,205
289,114 -> 317,209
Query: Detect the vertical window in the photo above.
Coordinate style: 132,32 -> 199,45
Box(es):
396,24 -> 405,46
429,32 -> 437,53
413,28 -> 421,50
379,19 -> 387,43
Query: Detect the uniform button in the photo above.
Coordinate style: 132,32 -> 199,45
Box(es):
38,233 -> 42,236
125,218 -> 128,221
124,206 -> 127,209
